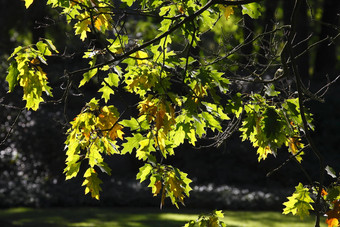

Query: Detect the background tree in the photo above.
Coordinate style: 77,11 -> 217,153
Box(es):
1,0 -> 340,226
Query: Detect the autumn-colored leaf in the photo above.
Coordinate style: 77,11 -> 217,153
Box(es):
326,200 -> 340,227
288,137 -> 301,154
223,6 -> 234,20
178,5 -> 185,14
257,146 -> 272,162
322,188 -> 329,197
153,180 -> 162,196
326,218 -> 339,227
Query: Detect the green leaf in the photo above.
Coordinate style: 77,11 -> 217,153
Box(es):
262,107 -> 281,140
98,72 -> 120,102
193,118 -> 206,138
121,133 -> 144,154
44,39 -> 59,53
87,142 -> 103,168
8,46 -> 23,60
36,41 -> 52,56
121,0 -> 135,7
106,73 -> 120,87
201,112 -> 222,131
173,125 -> 186,146
239,110 -> 257,139
98,84 -> 114,103
120,117 -> 141,131
283,183 -> 314,219
184,210 -> 226,227
326,165 -> 337,178
241,2 -> 262,19
65,161 -> 81,180
6,61 -> 19,92
327,186 -> 340,202
226,93 -> 243,118
97,162 -> 112,175
265,84 -> 280,97
136,138 -> 155,160
82,168 -> 103,200
74,17 -> 91,41
136,163 -> 153,183
79,68 -> 98,87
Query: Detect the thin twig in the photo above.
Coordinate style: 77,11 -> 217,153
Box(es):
0,107 -> 25,146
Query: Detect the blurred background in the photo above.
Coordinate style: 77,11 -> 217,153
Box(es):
0,0 -> 339,211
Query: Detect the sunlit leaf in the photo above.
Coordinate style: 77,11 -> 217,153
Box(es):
6,61 -> 19,92
121,133 -> 144,154
82,168 -> 103,200
326,200 -> 340,227
242,2 -> 262,19
136,163 -> 153,183
283,183 -> 314,219
23,0 -> 34,8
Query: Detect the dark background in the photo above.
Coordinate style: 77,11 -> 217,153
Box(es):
0,0 -> 339,210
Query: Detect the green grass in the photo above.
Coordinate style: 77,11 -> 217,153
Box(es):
0,207 -> 326,227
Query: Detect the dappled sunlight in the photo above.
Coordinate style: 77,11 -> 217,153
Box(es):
0,207 -> 326,227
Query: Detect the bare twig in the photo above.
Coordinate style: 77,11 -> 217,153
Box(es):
0,107 -> 25,146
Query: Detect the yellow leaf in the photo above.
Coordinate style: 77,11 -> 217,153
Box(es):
257,146 -> 272,162
156,130 -> 166,156
94,14 -> 111,32
135,51 -> 149,65
74,17 -> 91,41
224,6 -> 234,19
219,5 -> 234,20
23,0 -> 34,8
287,137 -> 304,162
288,137 -> 300,154
94,18 -> 103,31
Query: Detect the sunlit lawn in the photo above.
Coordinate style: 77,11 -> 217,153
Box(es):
0,207 -> 326,227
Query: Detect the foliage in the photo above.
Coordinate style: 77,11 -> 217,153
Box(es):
3,0 -> 340,226
282,183 -> 314,219
6,39 -> 58,110
184,210 -> 226,227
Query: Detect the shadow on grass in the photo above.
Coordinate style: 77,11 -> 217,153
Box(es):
0,207 -> 326,227
0,207 -> 192,227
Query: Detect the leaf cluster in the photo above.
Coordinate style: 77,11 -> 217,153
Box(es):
6,39 -> 58,110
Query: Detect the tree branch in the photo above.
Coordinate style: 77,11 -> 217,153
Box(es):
285,1 -> 326,226
68,0 -> 263,76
